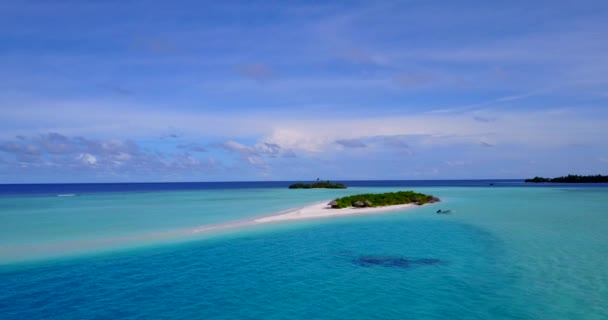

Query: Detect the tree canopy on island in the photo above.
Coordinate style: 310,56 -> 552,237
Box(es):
331,191 -> 439,209
288,180 -> 347,189
525,174 -> 608,183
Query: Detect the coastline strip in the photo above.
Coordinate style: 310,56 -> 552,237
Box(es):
253,201 -> 415,223
190,200 -> 419,234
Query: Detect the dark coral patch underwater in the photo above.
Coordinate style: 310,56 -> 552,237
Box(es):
354,256 -> 443,269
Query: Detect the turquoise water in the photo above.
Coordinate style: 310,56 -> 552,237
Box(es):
1,186 -> 607,319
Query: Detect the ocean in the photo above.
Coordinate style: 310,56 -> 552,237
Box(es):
1,181 -> 607,319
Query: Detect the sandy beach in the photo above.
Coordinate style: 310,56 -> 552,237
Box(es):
254,201 -> 416,223
189,201 -> 420,234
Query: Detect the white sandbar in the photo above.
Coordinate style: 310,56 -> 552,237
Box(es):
188,201 -> 425,235
254,201 -> 416,223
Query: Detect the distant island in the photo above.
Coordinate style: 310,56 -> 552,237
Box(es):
288,180 -> 347,189
329,191 -> 439,209
525,174 -> 608,183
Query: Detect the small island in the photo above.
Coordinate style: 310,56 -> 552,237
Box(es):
255,190 -> 440,223
288,180 -> 347,189
525,174 -> 608,183
328,191 -> 439,209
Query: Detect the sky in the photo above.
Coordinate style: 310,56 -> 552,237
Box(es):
1,0 -> 608,183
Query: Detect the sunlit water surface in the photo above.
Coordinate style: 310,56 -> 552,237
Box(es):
1,183 -> 607,319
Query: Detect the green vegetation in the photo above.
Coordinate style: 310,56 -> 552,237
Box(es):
330,191 -> 439,209
525,176 -> 551,183
288,180 -> 347,189
525,174 -> 608,183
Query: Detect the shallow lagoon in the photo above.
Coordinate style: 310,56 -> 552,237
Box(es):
1,184 -> 607,319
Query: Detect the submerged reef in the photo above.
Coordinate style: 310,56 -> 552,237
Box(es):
354,256 -> 443,269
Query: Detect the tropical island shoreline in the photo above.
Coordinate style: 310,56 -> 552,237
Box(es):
191,191 -> 440,234
191,201 -> 429,234
254,201 -> 420,223
525,174 -> 608,183
288,180 -> 347,189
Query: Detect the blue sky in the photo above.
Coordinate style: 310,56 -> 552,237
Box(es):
1,0 -> 608,182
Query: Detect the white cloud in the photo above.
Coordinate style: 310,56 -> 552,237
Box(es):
77,153 -> 97,166
0,133 -> 222,178
1,100 -> 607,156
259,110 -> 605,152
216,139 -> 293,170
262,128 -> 329,153
335,139 -> 367,148
221,140 -> 252,154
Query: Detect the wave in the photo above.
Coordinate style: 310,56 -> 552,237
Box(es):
56,194 -> 77,197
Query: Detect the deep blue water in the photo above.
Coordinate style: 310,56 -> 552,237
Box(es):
3,179 -> 606,197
